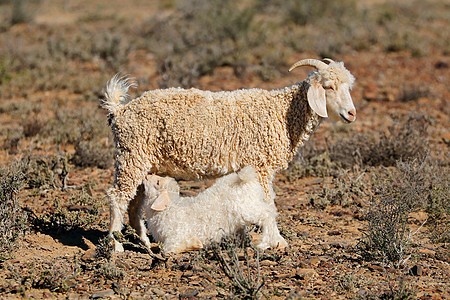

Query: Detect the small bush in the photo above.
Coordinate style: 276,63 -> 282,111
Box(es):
71,139 -> 114,169
96,235 -> 114,261
32,189 -> 103,233
23,154 -> 69,190
357,158 -> 433,267
32,261 -> 79,293
357,195 -> 411,267
0,159 -> 29,262
310,172 -> 366,209
11,0 -> 34,25
425,160 -> 449,243
285,141 -> 337,180
143,0 -> 265,88
397,85 -> 430,102
210,230 -> 265,298
330,112 -> 430,168
96,262 -> 126,281
1,126 -> 24,154
283,0 -> 357,26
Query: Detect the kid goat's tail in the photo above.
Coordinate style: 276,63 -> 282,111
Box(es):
101,74 -> 136,115
237,166 -> 259,184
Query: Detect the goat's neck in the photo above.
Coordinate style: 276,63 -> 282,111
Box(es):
285,83 -> 322,153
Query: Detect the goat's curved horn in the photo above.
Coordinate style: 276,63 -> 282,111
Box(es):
289,59 -> 328,72
322,58 -> 335,64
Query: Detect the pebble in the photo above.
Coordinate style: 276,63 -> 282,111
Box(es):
91,289 -> 115,298
179,288 -> 199,299
410,265 -> 423,276
81,248 -> 96,262
260,260 -> 277,267
367,264 -> 384,272
327,230 -> 342,236
295,268 -> 318,280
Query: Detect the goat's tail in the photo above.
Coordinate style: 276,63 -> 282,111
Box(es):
237,166 -> 259,184
101,74 -> 137,115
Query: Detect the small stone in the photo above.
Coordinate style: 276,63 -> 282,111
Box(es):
152,288 -> 166,297
42,291 -> 54,298
357,289 -> 368,297
92,289 -> 115,298
367,264 -> 384,272
327,230 -> 342,236
410,265 -> 423,276
182,271 -> 194,277
179,288 -> 199,299
295,268 -> 318,280
260,260 -> 277,267
81,248 -> 96,262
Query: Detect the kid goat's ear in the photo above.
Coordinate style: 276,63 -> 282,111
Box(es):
151,191 -> 170,211
307,80 -> 328,118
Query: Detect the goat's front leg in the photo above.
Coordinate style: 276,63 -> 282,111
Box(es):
254,170 -> 288,249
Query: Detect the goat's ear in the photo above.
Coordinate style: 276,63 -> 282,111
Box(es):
151,191 -> 170,211
307,81 -> 328,118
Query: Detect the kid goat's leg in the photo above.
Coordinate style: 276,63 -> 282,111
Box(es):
127,183 -> 152,248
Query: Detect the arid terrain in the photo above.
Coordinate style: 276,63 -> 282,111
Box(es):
0,0 -> 448,299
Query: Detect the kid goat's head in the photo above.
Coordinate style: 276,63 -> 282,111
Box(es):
143,175 -> 179,211
290,58 -> 356,123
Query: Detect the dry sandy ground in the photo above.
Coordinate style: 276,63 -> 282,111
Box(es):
0,0 -> 448,299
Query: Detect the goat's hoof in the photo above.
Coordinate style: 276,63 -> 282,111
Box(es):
273,237 -> 288,249
113,240 -> 124,252
257,238 -> 288,251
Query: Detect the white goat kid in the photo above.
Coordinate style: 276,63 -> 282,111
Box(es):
133,167 -> 285,254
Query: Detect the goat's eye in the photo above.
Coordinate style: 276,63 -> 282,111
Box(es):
325,86 -> 334,90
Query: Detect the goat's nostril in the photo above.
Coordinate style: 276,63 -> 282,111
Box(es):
347,110 -> 356,121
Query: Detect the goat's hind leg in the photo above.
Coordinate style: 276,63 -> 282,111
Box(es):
108,157 -> 150,252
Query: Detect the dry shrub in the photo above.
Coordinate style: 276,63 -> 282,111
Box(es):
310,172 -> 367,209
71,139 -> 114,169
357,157 -> 445,266
32,187 -> 104,233
425,159 -> 449,243
24,154 -> 69,190
1,126 -> 23,154
42,106 -> 114,169
357,194 -> 411,267
330,112 -> 430,168
143,0 -> 266,88
0,159 -> 29,262
285,140 -> 336,181
210,231 -> 265,299
397,85 -> 430,102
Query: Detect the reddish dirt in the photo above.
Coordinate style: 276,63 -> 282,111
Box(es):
0,0 -> 448,299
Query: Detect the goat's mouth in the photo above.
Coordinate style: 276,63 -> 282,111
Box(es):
339,114 -> 352,123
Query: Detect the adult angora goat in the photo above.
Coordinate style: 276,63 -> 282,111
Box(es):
102,58 -> 356,251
